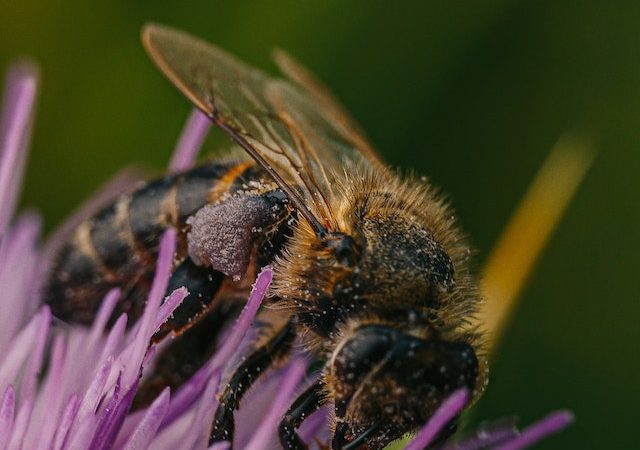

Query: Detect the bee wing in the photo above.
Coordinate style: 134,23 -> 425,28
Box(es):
142,23 -> 384,235
271,48 -> 385,171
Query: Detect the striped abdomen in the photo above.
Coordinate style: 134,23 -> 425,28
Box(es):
46,159 -> 262,326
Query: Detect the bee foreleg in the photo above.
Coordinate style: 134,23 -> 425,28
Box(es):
209,319 -> 297,446
279,380 -> 326,450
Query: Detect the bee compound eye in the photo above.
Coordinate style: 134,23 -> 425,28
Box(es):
331,326 -> 395,417
333,327 -> 391,382
332,326 -> 479,425
408,340 -> 479,394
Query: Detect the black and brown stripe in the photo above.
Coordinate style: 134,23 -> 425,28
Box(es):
45,159 -> 266,327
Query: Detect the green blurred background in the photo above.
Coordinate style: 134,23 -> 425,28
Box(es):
1,1 -> 638,448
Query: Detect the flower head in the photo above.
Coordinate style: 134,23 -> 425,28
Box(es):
0,62 -> 585,449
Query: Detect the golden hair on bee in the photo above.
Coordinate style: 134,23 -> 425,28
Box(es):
271,161 -> 482,355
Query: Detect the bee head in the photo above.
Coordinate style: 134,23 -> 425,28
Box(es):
329,324 -> 479,449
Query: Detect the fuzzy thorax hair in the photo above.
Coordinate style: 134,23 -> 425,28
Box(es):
270,162 -> 482,356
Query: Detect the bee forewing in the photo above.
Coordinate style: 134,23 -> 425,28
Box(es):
142,23 -> 382,233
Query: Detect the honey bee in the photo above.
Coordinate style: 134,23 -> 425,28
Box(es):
46,24 -> 486,449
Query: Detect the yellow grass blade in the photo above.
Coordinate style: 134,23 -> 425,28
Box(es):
478,136 -> 594,356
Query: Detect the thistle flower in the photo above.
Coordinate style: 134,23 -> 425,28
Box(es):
0,61 -> 589,449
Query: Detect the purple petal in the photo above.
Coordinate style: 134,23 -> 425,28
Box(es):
15,308 -> 60,448
96,314 -> 128,369
141,346 -> 157,370
121,228 -> 176,387
0,385 -> 15,449
20,305 -> 51,404
154,286 -> 189,330
91,378 -> 140,450
184,369 -> 222,450
493,410 -> 574,450
123,388 -> 170,450
7,397 -> 32,449
168,108 -> 211,173
208,442 -> 230,450
33,335 -> 68,449
244,358 -> 306,450
0,62 -> 38,235
205,265 -> 272,373
115,409 -> 145,448
299,405 -> 330,445
234,367 -> 287,448
0,213 -> 41,352
0,306 -> 42,391
441,419 -> 518,450
405,389 -> 470,450
67,414 -> 99,450
88,289 -> 121,345
90,374 -> 122,450
102,381 -> 138,449
76,360 -> 113,422
159,368 -> 208,429
162,266 -> 272,427
52,394 -> 80,450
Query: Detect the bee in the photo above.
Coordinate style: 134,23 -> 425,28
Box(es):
46,24 -> 486,449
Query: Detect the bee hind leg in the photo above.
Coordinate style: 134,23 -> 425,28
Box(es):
133,258 -> 232,408
279,380 -> 327,450
187,191 -> 289,280
209,319 -> 297,446
153,257 -> 225,341
133,300 -> 239,409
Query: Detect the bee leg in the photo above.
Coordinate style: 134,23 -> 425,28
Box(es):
279,380 -> 326,450
133,300 -> 238,409
134,258 -> 231,408
209,319 -> 297,445
154,257 -> 224,341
